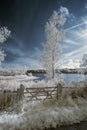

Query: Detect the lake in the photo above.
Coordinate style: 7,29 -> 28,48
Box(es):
33,73 -> 85,83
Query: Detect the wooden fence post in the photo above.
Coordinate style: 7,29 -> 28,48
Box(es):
56,83 -> 62,100
57,85 -> 58,100
17,84 -> 24,100
3,90 -> 7,107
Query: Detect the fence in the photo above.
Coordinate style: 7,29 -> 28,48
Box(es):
0,83 -> 63,109
0,85 -> 24,110
24,83 -> 62,101
1,81 -> 85,111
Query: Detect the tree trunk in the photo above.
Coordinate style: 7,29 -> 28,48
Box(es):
52,51 -> 54,79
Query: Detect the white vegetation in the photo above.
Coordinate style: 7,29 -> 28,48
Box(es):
40,11 -> 66,80
21,97 -> 87,129
0,67 -> 27,76
0,49 -> 5,66
9,67 -> 27,75
0,74 -> 38,91
80,54 -> 87,70
0,74 -> 85,91
0,71 -> 86,130
0,27 -> 11,66
0,82 -> 87,130
0,27 -> 11,43
80,54 -> 87,80
0,77 -> 59,91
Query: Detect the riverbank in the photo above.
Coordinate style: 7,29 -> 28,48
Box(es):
44,121 -> 87,130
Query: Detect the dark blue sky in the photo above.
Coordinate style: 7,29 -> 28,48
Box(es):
0,0 -> 87,69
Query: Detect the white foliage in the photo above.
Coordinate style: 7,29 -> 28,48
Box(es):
0,81 -> 87,130
0,80 -> 20,91
0,27 -> 11,66
41,11 -> 66,79
0,49 -> 5,66
0,74 -> 38,91
1,91 -> 87,130
80,54 -> 87,68
80,54 -> 87,81
10,67 -> 27,75
0,27 -> 11,43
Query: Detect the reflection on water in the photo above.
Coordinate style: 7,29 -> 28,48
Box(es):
64,74 -> 85,83
46,121 -> 87,130
34,73 -> 85,83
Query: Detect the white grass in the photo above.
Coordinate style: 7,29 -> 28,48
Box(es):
0,75 -> 87,130
0,87 -> 87,130
0,75 -> 38,91
21,97 -> 87,129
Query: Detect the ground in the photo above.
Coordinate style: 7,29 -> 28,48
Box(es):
0,74 -> 87,130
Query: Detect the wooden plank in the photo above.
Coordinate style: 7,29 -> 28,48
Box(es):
25,93 -> 56,97
26,86 -> 57,89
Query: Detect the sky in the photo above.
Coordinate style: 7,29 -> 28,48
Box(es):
0,0 -> 87,69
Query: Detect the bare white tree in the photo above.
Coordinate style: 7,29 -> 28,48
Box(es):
80,54 -> 87,69
0,27 -> 11,66
80,54 -> 87,81
40,11 -> 66,79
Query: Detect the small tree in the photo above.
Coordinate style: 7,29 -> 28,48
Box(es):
81,54 -> 87,68
40,11 -> 66,80
80,54 -> 87,81
0,27 -> 11,66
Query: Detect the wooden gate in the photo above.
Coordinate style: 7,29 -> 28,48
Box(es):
24,83 -> 62,101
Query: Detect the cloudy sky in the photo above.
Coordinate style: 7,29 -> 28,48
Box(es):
0,0 -> 87,69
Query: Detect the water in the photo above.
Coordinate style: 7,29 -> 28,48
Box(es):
33,73 -> 85,83
33,73 -> 46,80
64,74 -> 85,83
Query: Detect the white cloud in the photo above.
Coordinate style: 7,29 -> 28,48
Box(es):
64,45 -> 87,59
60,59 -> 80,69
6,57 -> 42,70
65,21 -> 87,32
62,16 -> 87,61
60,44 -> 87,69
65,39 -> 78,46
85,4 -> 87,10
60,6 -> 69,16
